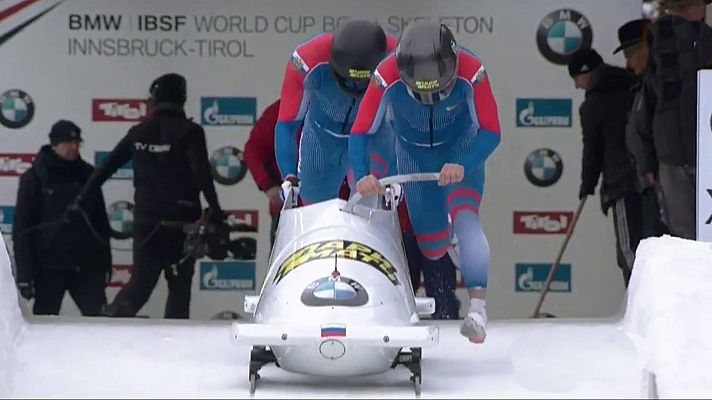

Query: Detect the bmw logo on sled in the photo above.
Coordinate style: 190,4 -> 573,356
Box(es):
231,174 -> 441,395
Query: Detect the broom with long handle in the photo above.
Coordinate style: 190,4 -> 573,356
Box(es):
531,196 -> 587,318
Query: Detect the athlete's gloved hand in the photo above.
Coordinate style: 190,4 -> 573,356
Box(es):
356,174 -> 384,197
384,183 -> 403,208
280,175 -> 300,206
439,163 -> 464,186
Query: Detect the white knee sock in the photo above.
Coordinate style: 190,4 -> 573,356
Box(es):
469,298 -> 486,316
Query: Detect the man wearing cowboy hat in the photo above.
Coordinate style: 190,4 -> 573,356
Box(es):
615,19 -> 670,241
635,0 -> 712,239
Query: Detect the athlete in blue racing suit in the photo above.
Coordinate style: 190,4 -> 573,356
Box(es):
350,22 -> 501,343
274,20 -> 397,204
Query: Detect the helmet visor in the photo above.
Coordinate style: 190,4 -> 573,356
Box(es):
407,72 -> 457,105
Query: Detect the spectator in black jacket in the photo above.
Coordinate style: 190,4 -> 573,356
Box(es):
12,120 -> 112,315
568,49 -> 643,286
76,73 -> 224,319
635,0 -> 712,240
616,19 -> 669,239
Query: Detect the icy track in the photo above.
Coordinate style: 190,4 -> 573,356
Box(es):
2,235 -> 711,398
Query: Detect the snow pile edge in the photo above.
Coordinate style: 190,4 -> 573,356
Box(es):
625,235 -> 712,398
0,234 -> 23,395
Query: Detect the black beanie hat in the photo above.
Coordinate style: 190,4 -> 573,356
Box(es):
149,73 -> 187,106
567,48 -> 603,77
49,120 -> 82,145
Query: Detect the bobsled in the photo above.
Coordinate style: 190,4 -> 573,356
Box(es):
231,174 -> 442,395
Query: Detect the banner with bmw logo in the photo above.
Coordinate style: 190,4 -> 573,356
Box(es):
0,0 -> 641,320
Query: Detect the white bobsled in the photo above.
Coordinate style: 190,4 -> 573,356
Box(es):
231,174 -> 442,394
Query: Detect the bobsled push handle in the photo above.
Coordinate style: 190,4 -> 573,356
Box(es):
341,173 -> 440,214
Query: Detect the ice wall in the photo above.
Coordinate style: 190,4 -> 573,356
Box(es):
0,235 -> 23,395
625,236 -> 712,398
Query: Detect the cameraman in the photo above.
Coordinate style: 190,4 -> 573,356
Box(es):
76,73 -> 224,319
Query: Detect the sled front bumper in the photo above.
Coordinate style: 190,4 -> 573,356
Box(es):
231,322 -> 439,348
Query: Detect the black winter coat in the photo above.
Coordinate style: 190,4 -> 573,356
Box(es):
579,65 -> 638,213
625,77 -> 654,193
636,15 -> 712,172
80,105 -> 222,224
12,146 -> 112,283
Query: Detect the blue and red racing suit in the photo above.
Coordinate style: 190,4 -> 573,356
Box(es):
275,33 -> 397,204
349,48 -> 501,289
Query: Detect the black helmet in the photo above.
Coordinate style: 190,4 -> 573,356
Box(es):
149,73 -> 187,106
330,20 -> 388,96
396,22 -> 458,105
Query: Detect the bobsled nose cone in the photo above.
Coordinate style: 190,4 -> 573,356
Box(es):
319,339 -> 347,360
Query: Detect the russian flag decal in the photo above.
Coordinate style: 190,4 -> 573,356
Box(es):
321,323 -> 346,338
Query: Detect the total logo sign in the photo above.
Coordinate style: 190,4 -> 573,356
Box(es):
0,206 -> 15,234
108,265 -> 134,288
0,154 -> 35,177
513,211 -> 574,234
200,261 -> 256,291
515,263 -> 572,293
92,99 -> 151,122
225,210 -> 259,230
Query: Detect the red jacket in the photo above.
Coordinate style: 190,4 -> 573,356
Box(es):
244,100 -> 283,216
245,100 -> 360,215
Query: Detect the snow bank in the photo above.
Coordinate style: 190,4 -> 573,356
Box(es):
0,235 -> 23,396
625,236 -> 712,398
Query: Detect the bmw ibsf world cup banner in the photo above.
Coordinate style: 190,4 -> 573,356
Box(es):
0,0 -> 641,320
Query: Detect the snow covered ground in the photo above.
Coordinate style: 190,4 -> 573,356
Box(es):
2,235 -> 711,398
8,318 -> 644,398
0,237 -> 22,398
624,236 -> 712,398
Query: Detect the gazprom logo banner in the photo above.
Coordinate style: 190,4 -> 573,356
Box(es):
0,206 -> 15,234
516,99 -> 572,128
201,97 -> 256,126
200,261 -> 256,291
515,263 -> 572,293
95,151 -> 133,180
